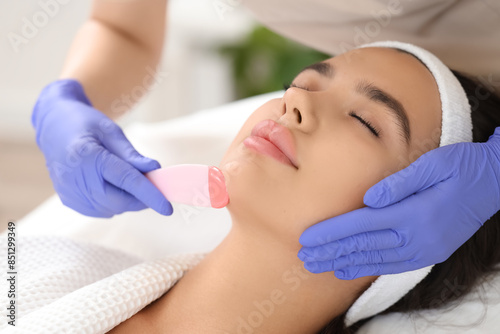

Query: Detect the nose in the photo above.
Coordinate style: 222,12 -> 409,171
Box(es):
279,88 -> 317,133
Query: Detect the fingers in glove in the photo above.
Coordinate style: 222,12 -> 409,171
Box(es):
299,207 -> 395,247
303,260 -> 411,279
331,248 -> 408,271
100,150 -> 173,215
298,229 -> 403,262
99,121 -> 161,173
364,146 -> 455,208
333,262 -> 415,279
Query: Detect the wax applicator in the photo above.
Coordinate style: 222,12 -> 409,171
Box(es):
145,164 -> 229,208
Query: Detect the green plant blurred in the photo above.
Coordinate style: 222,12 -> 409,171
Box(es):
217,25 -> 330,99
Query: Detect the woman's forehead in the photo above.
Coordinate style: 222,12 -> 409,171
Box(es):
331,47 -> 442,149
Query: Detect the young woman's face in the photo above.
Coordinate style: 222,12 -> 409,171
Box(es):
220,47 -> 442,245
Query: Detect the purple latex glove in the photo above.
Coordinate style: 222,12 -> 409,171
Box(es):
32,79 -> 172,218
298,128 -> 500,279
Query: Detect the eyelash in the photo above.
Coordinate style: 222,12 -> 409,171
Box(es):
283,82 -> 309,91
349,111 -> 380,137
284,82 -> 380,138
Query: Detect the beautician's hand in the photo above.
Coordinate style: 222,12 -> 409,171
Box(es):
32,79 -> 173,218
298,128 -> 500,279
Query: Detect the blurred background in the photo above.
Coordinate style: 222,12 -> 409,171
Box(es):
0,0 -> 328,228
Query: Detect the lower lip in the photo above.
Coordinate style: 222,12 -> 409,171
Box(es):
243,136 -> 295,168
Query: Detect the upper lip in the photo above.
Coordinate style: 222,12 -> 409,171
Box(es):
250,119 -> 299,168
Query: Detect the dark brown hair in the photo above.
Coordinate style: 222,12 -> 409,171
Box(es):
318,70 -> 500,333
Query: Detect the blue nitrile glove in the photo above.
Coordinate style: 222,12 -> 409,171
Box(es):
32,79 -> 173,218
298,128 -> 500,279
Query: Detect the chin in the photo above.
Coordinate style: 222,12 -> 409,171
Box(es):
223,178 -> 306,249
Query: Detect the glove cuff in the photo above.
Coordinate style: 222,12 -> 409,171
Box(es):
488,127 -> 500,202
32,79 -> 93,129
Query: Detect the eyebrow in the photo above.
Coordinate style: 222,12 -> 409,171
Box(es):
296,61 -> 411,145
355,80 -> 411,145
297,61 -> 334,78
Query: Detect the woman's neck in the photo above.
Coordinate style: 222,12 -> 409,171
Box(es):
142,215 -> 374,333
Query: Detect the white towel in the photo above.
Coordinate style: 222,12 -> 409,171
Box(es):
0,236 -> 205,333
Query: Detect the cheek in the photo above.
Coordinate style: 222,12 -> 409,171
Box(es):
219,99 -> 284,197
217,100 -> 404,244
218,99 -> 300,235
289,133 -> 396,233
220,145 -> 302,244
220,99 -> 281,167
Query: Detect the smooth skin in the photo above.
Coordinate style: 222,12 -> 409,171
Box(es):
40,0 -> 500,274
108,47 -> 441,333
59,0 -> 168,118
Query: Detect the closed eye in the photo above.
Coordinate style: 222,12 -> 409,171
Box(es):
284,83 -> 381,138
283,82 -> 309,91
349,111 -> 380,137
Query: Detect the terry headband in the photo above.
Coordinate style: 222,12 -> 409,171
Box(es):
345,41 -> 473,326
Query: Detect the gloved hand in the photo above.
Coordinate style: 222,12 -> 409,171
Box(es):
298,128 -> 500,279
32,79 -> 173,218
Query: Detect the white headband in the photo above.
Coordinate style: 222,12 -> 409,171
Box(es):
345,41 -> 473,326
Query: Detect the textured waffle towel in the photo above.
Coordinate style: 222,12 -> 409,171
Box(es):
0,236 -> 205,333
